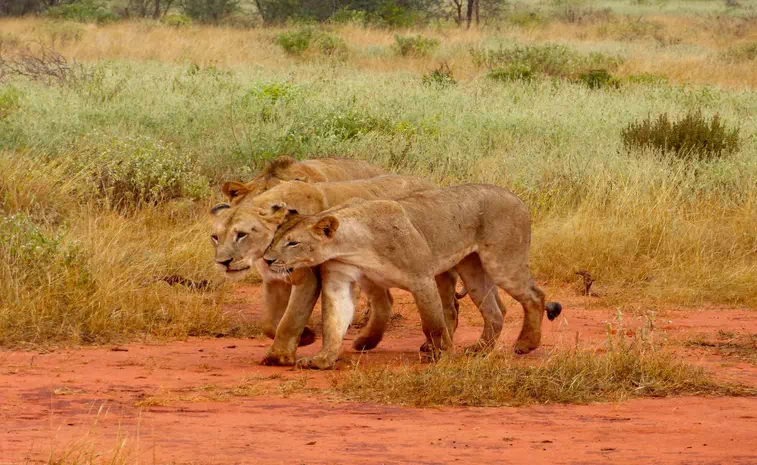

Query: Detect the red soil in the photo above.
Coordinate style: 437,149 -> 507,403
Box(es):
2,285 -> 756,464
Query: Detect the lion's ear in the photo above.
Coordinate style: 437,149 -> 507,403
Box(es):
222,182 -> 250,202
312,216 -> 339,240
210,203 -> 231,216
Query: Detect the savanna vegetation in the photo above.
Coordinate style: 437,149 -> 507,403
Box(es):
1,0 -> 756,350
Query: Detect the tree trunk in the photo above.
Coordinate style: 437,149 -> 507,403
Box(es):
475,0 -> 479,25
466,0 -> 474,29
152,0 -> 160,19
452,0 -> 463,26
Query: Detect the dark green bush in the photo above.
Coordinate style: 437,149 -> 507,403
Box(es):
577,69 -> 620,89
422,63 -> 456,88
44,0 -> 118,23
162,14 -> 193,27
393,34 -> 440,57
621,110 -> 740,161
487,64 -> 533,82
276,27 -> 347,57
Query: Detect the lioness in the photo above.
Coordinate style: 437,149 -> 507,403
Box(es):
210,175 -> 461,366
219,155 -> 387,346
263,184 -> 562,366
226,156 -> 386,201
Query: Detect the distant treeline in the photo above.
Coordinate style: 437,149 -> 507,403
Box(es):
0,0 -> 507,26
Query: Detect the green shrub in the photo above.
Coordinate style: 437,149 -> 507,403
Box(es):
276,28 -> 313,54
487,64 -> 534,82
0,86 -> 22,120
577,69 -> 620,89
393,34 -> 440,57
720,43 -> 757,62
621,110 -> 740,161
77,134 -> 210,208
44,0 -> 118,23
370,0 -> 422,28
330,7 -> 367,25
471,43 -> 622,80
422,63 -> 456,88
276,27 -> 347,57
163,14 -> 193,27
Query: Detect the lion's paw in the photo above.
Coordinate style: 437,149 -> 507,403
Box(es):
296,355 -> 337,370
260,350 -> 296,366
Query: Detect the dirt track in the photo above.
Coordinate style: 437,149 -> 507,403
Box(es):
2,285 -> 756,464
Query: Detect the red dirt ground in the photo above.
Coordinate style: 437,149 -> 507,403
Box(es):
2,284 -> 756,465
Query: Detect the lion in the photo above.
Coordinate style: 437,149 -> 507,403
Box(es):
225,156 -> 387,201
218,155 -> 387,346
263,184 -> 563,368
210,175 -> 462,366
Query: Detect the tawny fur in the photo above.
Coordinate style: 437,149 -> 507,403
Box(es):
264,184 -> 562,368
211,174 -> 456,366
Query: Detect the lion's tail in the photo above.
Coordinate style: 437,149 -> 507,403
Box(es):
546,301 -> 562,321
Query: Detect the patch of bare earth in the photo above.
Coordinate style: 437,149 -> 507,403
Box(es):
1,285 -> 756,464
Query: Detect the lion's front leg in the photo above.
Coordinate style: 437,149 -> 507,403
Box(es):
261,268 -> 321,366
297,268 -> 355,370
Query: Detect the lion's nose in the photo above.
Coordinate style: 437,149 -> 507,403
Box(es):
217,258 -> 233,268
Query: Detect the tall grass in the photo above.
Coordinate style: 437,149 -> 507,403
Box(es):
0,14 -> 756,345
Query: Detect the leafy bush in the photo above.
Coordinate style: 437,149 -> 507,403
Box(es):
182,0 -> 239,23
276,27 -> 347,57
422,63 -> 456,88
720,43 -> 757,62
163,14 -> 193,27
577,69 -> 620,89
77,134 -> 210,208
487,64 -> 533,82
330,7 -> 367,25
471,43 -> 622,80
44,0 -> 118,23
554,5 -> 614,24
0,86 -> 22,120
621,110 -> 740,161
393,34 -> 439,57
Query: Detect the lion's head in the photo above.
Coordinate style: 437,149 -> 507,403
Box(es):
210,180 -> 327,279
262,214 -> 340,275
209,201 -> 293,280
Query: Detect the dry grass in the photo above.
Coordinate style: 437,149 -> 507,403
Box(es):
2,15 -> 757,88
684,330 -> 757,365
336,337 -> 755,407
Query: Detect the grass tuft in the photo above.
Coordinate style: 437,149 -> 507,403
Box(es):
336,332 -> 754,407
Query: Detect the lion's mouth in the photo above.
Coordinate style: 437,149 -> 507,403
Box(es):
225,266 -> 251,275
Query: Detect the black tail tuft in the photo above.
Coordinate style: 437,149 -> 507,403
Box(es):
546,302 -> 562,321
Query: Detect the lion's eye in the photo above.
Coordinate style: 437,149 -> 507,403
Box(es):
211,235 -> 219,243
236,232 -> 248,242
286,241 -> 300,248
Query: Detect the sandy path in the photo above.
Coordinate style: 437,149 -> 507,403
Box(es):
1,285 -> 756,464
